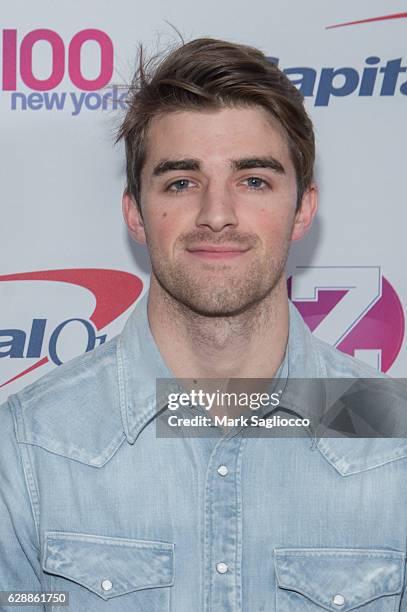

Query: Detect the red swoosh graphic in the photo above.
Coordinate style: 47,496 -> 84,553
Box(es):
326,12 -> 407,29
0,269 -> 143,388
1,357 -> 49,389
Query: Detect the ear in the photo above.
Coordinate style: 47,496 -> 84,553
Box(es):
291,183 -> 318,242
122,191 -> 147,245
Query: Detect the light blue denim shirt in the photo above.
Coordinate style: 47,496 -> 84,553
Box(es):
1,293 -> 407,611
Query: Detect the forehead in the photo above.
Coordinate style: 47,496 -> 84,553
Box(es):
143,105 -> 293,172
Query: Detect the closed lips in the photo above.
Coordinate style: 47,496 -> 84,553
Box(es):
186,245 -> 250,252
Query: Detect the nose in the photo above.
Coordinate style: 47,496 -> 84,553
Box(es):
195,183 -> 238,232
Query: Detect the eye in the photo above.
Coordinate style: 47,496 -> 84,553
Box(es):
166,179 -> 194,192
243,177 -> 269,190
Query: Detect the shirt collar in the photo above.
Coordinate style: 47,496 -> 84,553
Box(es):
117,292 -> 175,443
117,293 -> 324,444
276,301 -> 326,428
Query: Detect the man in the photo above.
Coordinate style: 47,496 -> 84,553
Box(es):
1,37 -> 407,611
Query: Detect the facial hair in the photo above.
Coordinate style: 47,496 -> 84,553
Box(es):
146,226 -> 293,317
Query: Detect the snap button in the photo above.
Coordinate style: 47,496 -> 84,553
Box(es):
101,579 -> 113,591
332,594 -> 345,606
216,562 -> 228,574
217,465 -> 228,476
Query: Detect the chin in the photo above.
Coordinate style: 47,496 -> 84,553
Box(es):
152,262 -> 284,317
173,291 -> 269,318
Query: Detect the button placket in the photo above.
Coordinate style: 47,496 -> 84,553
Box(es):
204,435 -> 245,611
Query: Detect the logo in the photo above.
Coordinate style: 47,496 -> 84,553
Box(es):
1,28 -> 125,115
288,266 -> 404,372
0,269 -> 143,389
268,55 -> 407,107
266,12 -> 407,106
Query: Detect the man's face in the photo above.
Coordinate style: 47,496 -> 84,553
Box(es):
125,105 -> 316,316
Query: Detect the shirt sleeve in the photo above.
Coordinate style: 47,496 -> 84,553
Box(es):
0,400 -> 46,612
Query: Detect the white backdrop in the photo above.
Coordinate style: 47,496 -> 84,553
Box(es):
1,0 -> 406,403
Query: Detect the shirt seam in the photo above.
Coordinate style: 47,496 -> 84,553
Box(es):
9,395 -> 42,550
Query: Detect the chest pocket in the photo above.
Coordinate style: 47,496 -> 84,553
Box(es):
274,548 -> 405,611
42,531 -> 174,611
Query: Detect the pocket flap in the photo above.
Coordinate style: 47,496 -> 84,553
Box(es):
42,531 -> 174,600
274,548 -> 404,611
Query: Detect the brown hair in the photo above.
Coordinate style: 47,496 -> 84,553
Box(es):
117,37 -> 315,211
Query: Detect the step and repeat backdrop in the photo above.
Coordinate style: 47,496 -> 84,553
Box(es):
1,0 -> 406,403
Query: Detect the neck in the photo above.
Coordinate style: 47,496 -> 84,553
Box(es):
147,275 -> 289,379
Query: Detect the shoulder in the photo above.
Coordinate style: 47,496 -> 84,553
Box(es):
16,334 -> 120,408
6,336 -> 125,467
309,336 -> 407,476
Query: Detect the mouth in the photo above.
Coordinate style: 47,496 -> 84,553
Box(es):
185,245 -> 251,260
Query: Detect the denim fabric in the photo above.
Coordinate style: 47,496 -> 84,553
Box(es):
1,293 -> 407,611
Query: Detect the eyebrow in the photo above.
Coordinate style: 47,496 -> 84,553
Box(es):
232,156 -> 285,174
152,156 -> 285,177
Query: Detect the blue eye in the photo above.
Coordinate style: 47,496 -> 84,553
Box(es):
168,179 -> 191,192
245,177 -> 268,189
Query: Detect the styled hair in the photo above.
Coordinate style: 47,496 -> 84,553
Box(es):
117,37 -> 315,211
